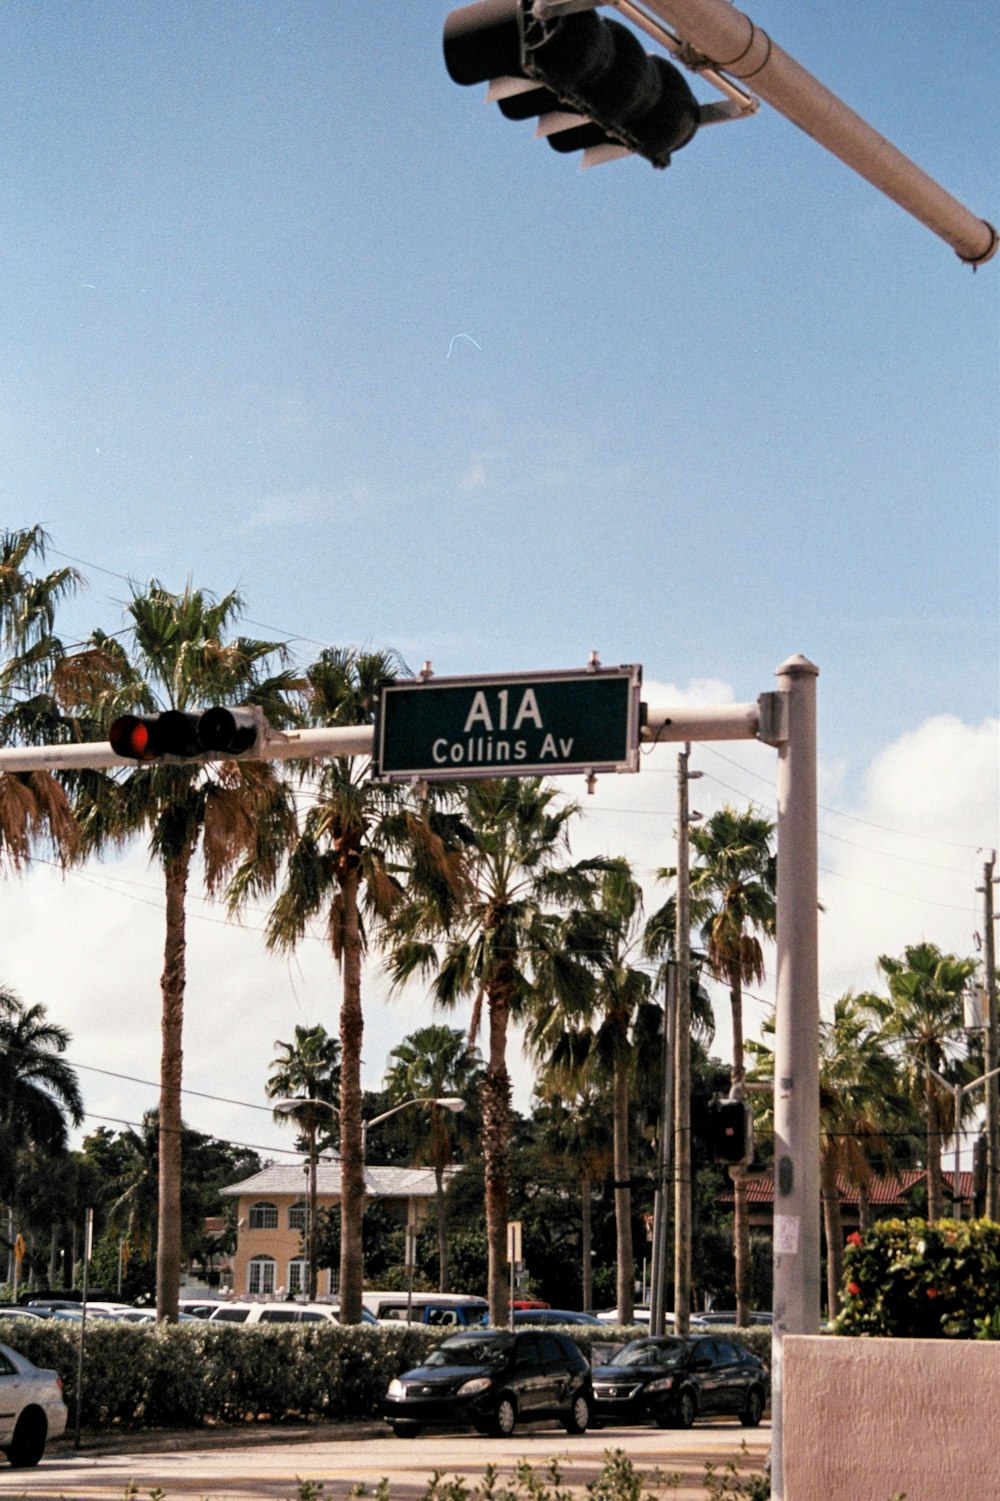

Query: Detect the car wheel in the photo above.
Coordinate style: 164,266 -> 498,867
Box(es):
562,1392 -> 590,1434
491,1394 -> 517,1437
740,1387 -> 765,1428
6,1410 -> 47,1468
391,1419 -> 423,1438
675,1389 -> 696,1429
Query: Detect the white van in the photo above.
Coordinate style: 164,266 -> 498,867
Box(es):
360,1291 -> 488,1327
208,1300 -> 377,1326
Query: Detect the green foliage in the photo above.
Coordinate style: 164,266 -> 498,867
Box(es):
833,1218 -> 1000,1338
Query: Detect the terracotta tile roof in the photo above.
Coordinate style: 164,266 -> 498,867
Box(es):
718,1168 -> 976,1207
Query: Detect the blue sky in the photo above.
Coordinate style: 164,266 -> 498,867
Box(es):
1,3 -> 996,1163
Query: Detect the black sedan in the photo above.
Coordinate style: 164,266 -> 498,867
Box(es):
384,1328 -> 592,1438
591,1335 -> 768,1430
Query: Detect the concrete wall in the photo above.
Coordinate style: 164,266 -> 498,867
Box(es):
783,1334 -> 1000,1501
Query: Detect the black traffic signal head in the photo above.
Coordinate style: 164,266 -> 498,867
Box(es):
109,706 -> 265,763
443,0 -> 700,169
709,1097 -> 754,1166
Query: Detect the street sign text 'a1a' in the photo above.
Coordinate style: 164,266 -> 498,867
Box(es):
372,665 -> 642,784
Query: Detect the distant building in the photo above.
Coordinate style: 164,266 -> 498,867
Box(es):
220,1158 -> 452,1297
718,1168 -> 978,1229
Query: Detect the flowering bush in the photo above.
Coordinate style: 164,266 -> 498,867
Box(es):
833,1218 -> 1000,1338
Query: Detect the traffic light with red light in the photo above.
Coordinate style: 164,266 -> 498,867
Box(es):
109,706 -> 265,763
708,1097 -> 754,1166
443,0 -> 700,169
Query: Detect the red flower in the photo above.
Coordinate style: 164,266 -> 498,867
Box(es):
926,1287 -> 938,1299
847,1232 -> 862,1247
848,1281 -> 861,1297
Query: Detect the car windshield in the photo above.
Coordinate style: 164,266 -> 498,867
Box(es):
609,1338 -> 685,1369
425,1335 -> 513,1368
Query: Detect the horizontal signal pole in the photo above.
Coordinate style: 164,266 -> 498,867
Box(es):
636,0 -> 997,264
0,701 -> 767,774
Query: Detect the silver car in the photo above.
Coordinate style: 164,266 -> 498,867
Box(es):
0,1340 -> 68,1468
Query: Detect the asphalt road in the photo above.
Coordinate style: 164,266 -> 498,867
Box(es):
18,1419 -> 770,1501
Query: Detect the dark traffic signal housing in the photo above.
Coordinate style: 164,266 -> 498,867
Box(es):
109,706 -> 265,764
708,1096 -> 754,1166
443,0 -> 700,169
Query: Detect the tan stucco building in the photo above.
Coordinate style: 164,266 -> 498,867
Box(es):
220,1159 -> 449,1297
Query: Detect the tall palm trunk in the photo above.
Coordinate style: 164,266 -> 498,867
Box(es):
730,977 -> 751,1327
820,1149 -> 846,1318
338,864 -> 365,1323
581,1173 -> 593,1312
613,1054 -> 634,1322
157,845 -> 190,1322
483,976 -> 513,1325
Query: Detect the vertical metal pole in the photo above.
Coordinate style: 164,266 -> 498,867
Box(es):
770,657 -> 821,1501
981,855 -> 999,1220
673,747 -> 693,1338
954,1083 -> 963,1220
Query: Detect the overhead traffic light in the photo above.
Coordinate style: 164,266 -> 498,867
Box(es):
708,1097 -> 754,1166
109,706 -> 265,763
443,0 -> 700,169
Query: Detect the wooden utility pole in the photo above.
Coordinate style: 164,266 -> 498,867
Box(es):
673,744 -> 700,1336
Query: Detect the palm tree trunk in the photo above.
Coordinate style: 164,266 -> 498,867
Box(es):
613,1054 -> 634,1323
581,1173 -> 593,1312
338,864 -> 365,1322
483,979 -> 512,1325
157,846 -> 190,1323
820,1149 -> 845,1318
730,980 -> 751,1327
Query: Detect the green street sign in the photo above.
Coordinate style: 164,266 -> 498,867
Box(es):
372,665 -> 642,783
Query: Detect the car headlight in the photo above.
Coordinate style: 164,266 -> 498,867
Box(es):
457,1376 -> 493,1397
387,1378 -> 405,1397
645,1376 -> 675,1392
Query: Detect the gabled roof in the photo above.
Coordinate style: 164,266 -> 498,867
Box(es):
221,1161 -> 457,1199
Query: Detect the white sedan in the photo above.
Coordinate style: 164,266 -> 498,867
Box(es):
0,1341 -> 68,1468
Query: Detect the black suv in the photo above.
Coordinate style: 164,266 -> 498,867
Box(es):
384,1328 -> 592,1438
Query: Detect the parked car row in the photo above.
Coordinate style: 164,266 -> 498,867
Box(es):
383,1330 -> 769,1440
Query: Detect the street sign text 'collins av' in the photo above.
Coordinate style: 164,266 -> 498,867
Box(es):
372,665 -> 643,784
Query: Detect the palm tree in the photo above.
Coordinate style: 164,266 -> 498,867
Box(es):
526,859 -> 659,1323
678,806 -> 776,1328
750,994 -> 904,1317
0,985 -> 84,1278
68,581 -> 298,1320
265,1024 -> 341,1300
0,525 -> 80,871
864,943 -> 978,1221
387,776 -> 609,1324
531,1076 -> 613,1312
383,1024 -> 484,1291
232,647 -> 462,1323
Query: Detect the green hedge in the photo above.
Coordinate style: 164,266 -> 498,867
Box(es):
0,1318 -> 439,1429
0,1316 -> 776,1432
833,1218 -> 1000,1339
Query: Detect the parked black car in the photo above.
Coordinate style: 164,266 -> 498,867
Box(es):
384,1328 -> 592,1438
591,1335 -> 768,1430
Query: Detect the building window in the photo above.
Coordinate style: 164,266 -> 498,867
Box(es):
249,1201 -> 278,1230
247,1256 -> 276,1295
288,1199 -> 307,1231
288,1259 -> 307,1296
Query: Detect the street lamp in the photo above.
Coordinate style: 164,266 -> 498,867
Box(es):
361,1096 -> 465,1158
272,1096 -> 338,1301
929,1064 -> 1000,1219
